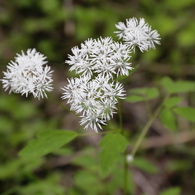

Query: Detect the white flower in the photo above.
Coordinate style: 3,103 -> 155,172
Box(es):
1,49 -> 53,99
101,80 -> 126,102
61,75 -> 125,132
66,37 -> 132,78
80,113 -> 107,133
115,17 -> 161,52
61,76 -> 90,105
68,46 -> 94,78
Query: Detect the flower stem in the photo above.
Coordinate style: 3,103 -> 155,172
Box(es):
47,93 -> 70,112
131,94 -> 169,157
123,149 -> 128,195
117,100 -> 128,195
118,100 -> 123,133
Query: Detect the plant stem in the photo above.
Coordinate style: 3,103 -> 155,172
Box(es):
131,94 -> 169,157
118,100 -> 123,133
47,93 -> 70,112
123,149 -> 128,195
118,100 -> 128,195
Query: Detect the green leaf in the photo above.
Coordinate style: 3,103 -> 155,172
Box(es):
160,187 -> 181,195
74,170 -> 100,193
72,148 -> 97,168
175,80 -> 195,93
160,108 -> 177,131
126,87 -> 159,103
18,173 -> 65,194
132,157 -> 158,174
52,147 -> 73,156
160,77 -> 175,94
107,162 -> 135,194
129,87 -> 148,95
173,107 -> 195,122
19,130 -> 78,158
161,77 -> 195,94
165,96 -> 182,108
147,88 -> 159,99
99,134 -> 128,175
126,95 -> 145,103
0,158 -> 43,179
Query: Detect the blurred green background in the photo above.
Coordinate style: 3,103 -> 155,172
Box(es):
1,0 -> 195,195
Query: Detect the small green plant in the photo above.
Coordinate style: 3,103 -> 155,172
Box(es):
1,16 -> 194,195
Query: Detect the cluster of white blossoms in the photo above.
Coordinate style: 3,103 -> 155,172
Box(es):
1,17 -> 160,132
62,37 -> 131,132
1,49 -> 53,99
62,18 -> 160,132
66,37 -> 133,78
62,75 -> 126,132
115,17 -> 161,52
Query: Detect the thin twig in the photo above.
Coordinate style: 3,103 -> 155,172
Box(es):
131,94 -> 169,157
47,93 -> 71,112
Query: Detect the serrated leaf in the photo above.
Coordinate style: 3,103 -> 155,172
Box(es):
132,157 -> 158,174
99,134 -> 128,175
160,187 -> 181,195
161,77 -> 195,94
173,107 -> 195,122
19,130 -> 78,158
165,96 -> 182,108
160,108 -> 177,131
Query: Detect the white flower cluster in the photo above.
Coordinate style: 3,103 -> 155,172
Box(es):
62,18 -> 161,132
66,37 -> 133,78
115,17 -> 161,52
1,17 -> 160,132
62,75 -> 126,132
62,37 -> 130,132
1,49 -> 53,99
